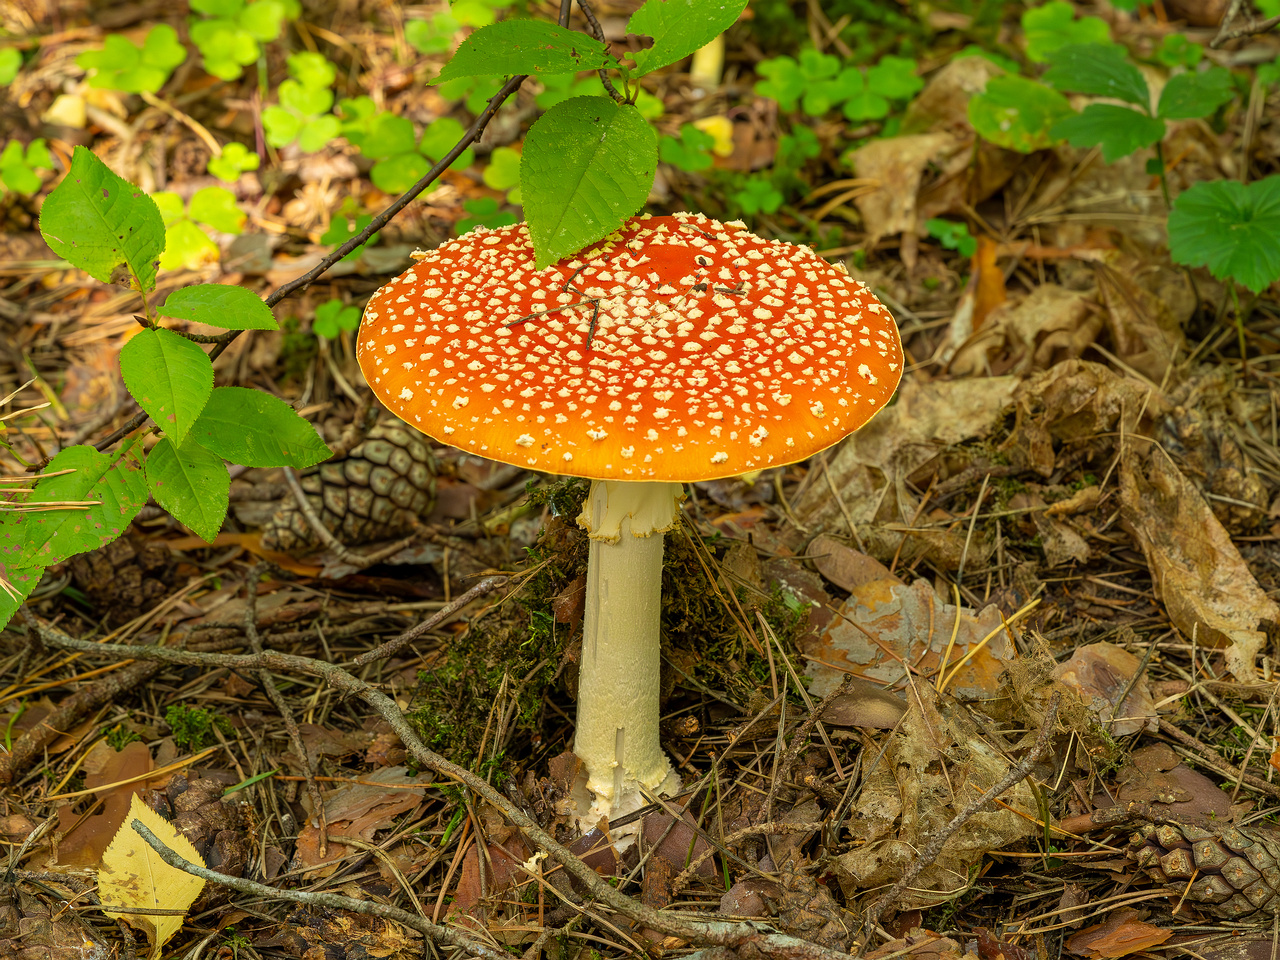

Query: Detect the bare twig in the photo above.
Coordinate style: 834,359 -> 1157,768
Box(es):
577,0 -> 624,103
351,575 -> 509,667
858,691 -> 1063,947
1211,0 -> 1280,47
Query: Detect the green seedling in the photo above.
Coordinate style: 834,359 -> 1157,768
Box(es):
926,218 -> 977,257
755,49 -> 840,114
482,145 -> 522,204
842,56 -> 924,121
339,101 -> 475,194
0,139 -> 53,196
1021,1 -> 1110,64
153,187 -> 246,271
76,24 -> 187,93
456,196 -> 518,234
1044,43 -> 1234,164
313,298 -> 360,339
262,51 -> 340,153
0,47 -> 20,86
189,0 -> 299,81
207,142 -> 260,183
659,123 -> 716,172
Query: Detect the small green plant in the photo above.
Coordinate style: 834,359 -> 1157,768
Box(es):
1044,43 -> 1233,164
968,75 -> 1072,153
339,100 -> 476,194
481,146 -> 522,204
754,50 -> 922,121
0,146 -> 330,628
320,203 -> 376,262
1168,176 -> 1280,298
76,24 -> 187,93
312,298 -> 360,339
732,175 -> 784,216
262,52 -> 340,153
103,724 -> 141,750
153,187 -> 246,271
189,0 -> 299,81
207,142 -> 260,183
1157,33 -> 1204,69
0,139 -> 52,196
165,703 -> 233,750
659,123 -> 716,173
926,218 -> 977,257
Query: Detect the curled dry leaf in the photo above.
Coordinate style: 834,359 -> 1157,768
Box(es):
1119,451 -> 1279,681
1065,908 -> 1171,958
99,794 -> 206,960
948,284 -> 1103,379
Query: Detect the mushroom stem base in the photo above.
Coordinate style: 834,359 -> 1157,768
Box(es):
574,480 -> 683,827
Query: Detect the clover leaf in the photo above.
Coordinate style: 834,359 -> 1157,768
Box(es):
482,146 -> 523,204
659,124 -> 715,172
926,218 -> 977,257
313,298 -> 361,339
734,176 -> 783,216
321,203 -> 376,262
190,0 -> 298,81
867,55 -> 923,101
153,187 -> 245,271
456,196 -> 517,234
1168,176 -> 1280,294
76,24 -> 187,93
262,51 -> 339,152
0,47 -> 20,86
1158,34 -> 1204,68
207,142 -> 260,183
0,139 -> 53,196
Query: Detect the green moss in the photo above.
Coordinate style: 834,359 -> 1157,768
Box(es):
103,723 -> 140,751
165,704 -> 233,751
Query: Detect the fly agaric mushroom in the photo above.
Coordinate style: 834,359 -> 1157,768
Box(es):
357,212 -> 902,826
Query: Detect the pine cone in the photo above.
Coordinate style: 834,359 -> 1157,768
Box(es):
1131,822 -> 1280,917
261,423 -> 437,553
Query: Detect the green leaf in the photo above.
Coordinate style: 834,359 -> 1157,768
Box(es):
189,186 -> 245,233
1168,176 -> 1280,294
1043,43 -> 1150,110
189,387 -> 331,468
753,56 -> 805,111
419,117 -> 475,169
39,146 -> 165,291
926,218 -> 977,257
152,190 -> 186,226
1022,2 -> 1111,64
371,152 -> 430,193
0,565 -> 40,632
483,146 -> 523,191
160,284 -> 278,330
145,436 -> 229,542
1051,103 -> 1165,162
733,176 -> 782,215
279,78 -> 333,116
433,20 -> 612,83
262,105 -> 303,147
357,113 -> 417,160
287,50 -> 335,89
119,327 -> 215,444
627,0 -> 750,77
659,124 -> 715,172
0,47 -> 21,86
160,219 -> 219,271
406,14 -> 461,55
0,446 -> 148,569
867,55 -> 923,100
1157,33 -> 1203,68
298,115 -> 341,153
969,76 -> 1074,153
313,298 -> 361,338
842,87 -> 890,121
521,96 -> 656,268
1157,68 -> 1234,119
238,0 -> 288,42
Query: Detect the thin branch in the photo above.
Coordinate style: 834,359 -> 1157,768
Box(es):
1211,2 -> 1280,46
577,0 -> 624,103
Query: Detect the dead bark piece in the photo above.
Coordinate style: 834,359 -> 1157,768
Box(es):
1119,452 -> 1278,681
1065,908 -> 1171,958
1052,642 -> 1157,737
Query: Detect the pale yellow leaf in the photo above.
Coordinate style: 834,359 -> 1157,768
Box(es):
99,793 -> 207,960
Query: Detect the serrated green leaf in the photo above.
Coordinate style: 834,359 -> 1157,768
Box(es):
160,284 -> 277,330
0,564 -> 40,631
189,186 -> 245,233
39,147 -> 165,290
627,0 -> 750,77
1168,176 -> 1280,294
119,328 -> 215,443
145,437 -> 229,542
969,76 -> 1074,153
189,387 -> 331,467
0,446 -> 148,569
1157,68 -> 1234,119
1043,43 -> 1150,110
1051,103 -> 1165,162
433,20 -> 612,83
521,96 -> 656,268
1023,1 -> 1111,63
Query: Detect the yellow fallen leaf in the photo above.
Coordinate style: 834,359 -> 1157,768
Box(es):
692,116 -> 735,158
99,794 -> 207,960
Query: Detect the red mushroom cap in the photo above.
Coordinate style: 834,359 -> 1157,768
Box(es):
357,212 -> 902,482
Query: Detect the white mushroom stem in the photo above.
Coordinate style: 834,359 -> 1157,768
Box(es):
575,479 -> 685,825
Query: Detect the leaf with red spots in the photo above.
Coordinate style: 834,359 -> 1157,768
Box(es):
39,146 -> 165,292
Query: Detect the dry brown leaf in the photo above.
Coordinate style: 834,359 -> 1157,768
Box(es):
950,285 -> 1102,378
848,132 -> 962,248
804,578 -> 1014,700
1065,909 -> 1171,958
1119,451 -> 1279,681
55,741 -> 158,869
294,766 -> 428,876
1052,642 -> 1157,737
99,794 -> 206,960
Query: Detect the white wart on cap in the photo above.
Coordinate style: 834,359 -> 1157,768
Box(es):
358,212 -> 902,481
